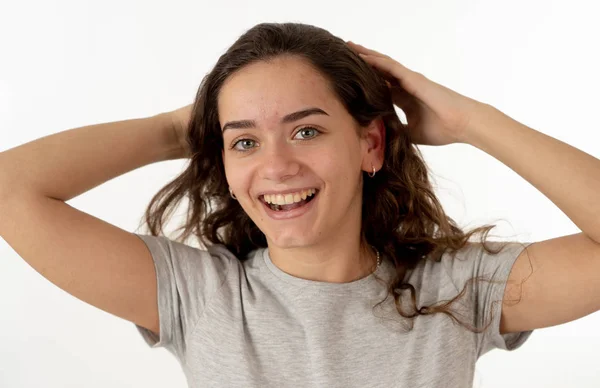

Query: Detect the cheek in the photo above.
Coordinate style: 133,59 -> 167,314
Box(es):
223,158 -> 252,192
315,144 -> 359,183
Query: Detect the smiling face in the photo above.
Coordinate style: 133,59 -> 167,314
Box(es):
218,55 -> 380,251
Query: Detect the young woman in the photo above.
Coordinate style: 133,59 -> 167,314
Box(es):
2,22 -> 600,387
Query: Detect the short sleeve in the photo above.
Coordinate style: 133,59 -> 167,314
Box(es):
442,241 -> 535,357
132,234 -> 233,361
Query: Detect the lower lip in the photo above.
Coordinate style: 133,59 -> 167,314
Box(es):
261,192 -> 319,220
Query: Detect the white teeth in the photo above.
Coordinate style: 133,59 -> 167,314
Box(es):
275,194 -> 285,205
284,194 -> 294,204
262,189 -> 317,205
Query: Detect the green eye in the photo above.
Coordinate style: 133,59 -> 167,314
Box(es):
294,127 -> 320,140
233,139 -> 256,151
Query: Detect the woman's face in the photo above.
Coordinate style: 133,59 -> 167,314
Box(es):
218,55 -> 381,249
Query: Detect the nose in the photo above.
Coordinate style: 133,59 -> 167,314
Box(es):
257,143 -> 301,182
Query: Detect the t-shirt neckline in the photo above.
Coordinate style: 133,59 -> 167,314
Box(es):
261,247 -> 390,294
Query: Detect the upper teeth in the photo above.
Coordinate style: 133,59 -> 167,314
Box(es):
263,188 -> 316,205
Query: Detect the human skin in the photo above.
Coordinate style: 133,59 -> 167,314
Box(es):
218,55 -> 385,284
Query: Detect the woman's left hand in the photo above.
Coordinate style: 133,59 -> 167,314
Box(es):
347,41 -> 490,146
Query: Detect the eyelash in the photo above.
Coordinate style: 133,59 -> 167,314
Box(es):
229,126 -> 322,153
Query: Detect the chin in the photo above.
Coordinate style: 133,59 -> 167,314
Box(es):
265,227 -> 320,249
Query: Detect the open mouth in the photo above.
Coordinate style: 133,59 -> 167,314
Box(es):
260,188 -> 319,212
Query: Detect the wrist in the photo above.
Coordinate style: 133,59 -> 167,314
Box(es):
462,103 -> 502,147
154,112 -> 188,160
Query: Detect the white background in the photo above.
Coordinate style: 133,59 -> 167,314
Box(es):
1,0 -> 599,387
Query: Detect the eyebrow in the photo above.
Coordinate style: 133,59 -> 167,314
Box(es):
221,107 -> 329,132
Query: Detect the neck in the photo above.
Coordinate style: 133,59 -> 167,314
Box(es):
267,233 -> 378,284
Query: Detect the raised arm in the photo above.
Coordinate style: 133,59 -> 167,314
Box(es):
0,109 -> 189,335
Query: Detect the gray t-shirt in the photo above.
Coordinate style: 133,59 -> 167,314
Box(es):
133,233 -> 534,387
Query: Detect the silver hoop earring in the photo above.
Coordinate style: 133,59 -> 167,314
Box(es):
368,164 -> 377,178
229,188 -> 237,200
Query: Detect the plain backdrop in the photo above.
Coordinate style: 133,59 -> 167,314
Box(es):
1,0 -> 599,387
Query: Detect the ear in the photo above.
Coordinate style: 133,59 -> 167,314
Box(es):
360,117 -> 385,174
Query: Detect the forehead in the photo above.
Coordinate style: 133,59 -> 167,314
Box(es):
217,56 -> 342,124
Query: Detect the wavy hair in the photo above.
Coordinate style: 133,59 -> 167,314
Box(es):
139,22 -> 531,334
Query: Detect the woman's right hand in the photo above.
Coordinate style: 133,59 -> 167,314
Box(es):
167,104 -> 193,158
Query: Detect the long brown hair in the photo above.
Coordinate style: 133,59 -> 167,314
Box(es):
138,22 -> 530,334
